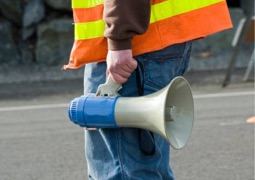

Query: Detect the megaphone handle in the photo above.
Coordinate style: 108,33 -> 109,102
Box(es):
96,75 -> 122,97
106,75 -> 122,93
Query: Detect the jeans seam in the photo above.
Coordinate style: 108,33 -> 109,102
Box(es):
156,145 -> 163,179
176,42 -> 191,74
117,130 -> 126,180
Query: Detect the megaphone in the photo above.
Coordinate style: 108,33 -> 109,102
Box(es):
68,76 -> 194,150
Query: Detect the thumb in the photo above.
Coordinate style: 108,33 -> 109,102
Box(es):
106,69 -> 110,79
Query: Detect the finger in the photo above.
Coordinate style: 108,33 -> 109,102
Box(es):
111,73 -> 128,84
86,128 -> 97,131
108,64 -> 132,77
119,69 -> 132,78
121,63 -> 135,73
127,58 -> 138,70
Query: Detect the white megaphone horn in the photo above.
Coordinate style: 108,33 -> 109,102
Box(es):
68,76 -> 194,150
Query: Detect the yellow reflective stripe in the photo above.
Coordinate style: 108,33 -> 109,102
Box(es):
72,0 -> 223,9
75,20 -> 105,39
72,0 -> 103,8
75,0 -> 224,40
150,0 -> 224,23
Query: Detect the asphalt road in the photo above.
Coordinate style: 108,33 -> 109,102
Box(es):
0,82 -> 254,180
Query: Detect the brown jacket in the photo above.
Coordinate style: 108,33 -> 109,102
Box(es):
103,0 -> 151,51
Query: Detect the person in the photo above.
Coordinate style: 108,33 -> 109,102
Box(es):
64,0 -> 232,179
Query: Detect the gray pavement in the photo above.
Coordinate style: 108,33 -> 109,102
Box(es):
0,68 -> 254,180
172,86 -> 254,180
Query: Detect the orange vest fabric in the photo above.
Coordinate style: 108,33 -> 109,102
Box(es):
64,0 -> 232,69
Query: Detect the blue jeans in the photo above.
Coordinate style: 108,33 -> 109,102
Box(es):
83,42 -> 192,180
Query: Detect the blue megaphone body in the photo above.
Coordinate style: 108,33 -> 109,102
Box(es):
69,94 -> 120,128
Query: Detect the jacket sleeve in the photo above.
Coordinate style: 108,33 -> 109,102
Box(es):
103,0 -> 151,51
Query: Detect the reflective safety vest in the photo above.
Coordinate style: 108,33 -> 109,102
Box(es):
64,0 -> 232,69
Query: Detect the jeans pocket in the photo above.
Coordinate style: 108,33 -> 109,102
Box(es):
143,42 -> 192,91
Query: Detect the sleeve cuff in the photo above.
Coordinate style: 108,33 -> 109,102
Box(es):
107,38 -> 132,51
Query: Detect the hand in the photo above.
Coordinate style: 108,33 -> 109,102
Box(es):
106,49 -> 137,84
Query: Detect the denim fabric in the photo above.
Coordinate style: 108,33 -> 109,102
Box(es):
83,41 -> 192,180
